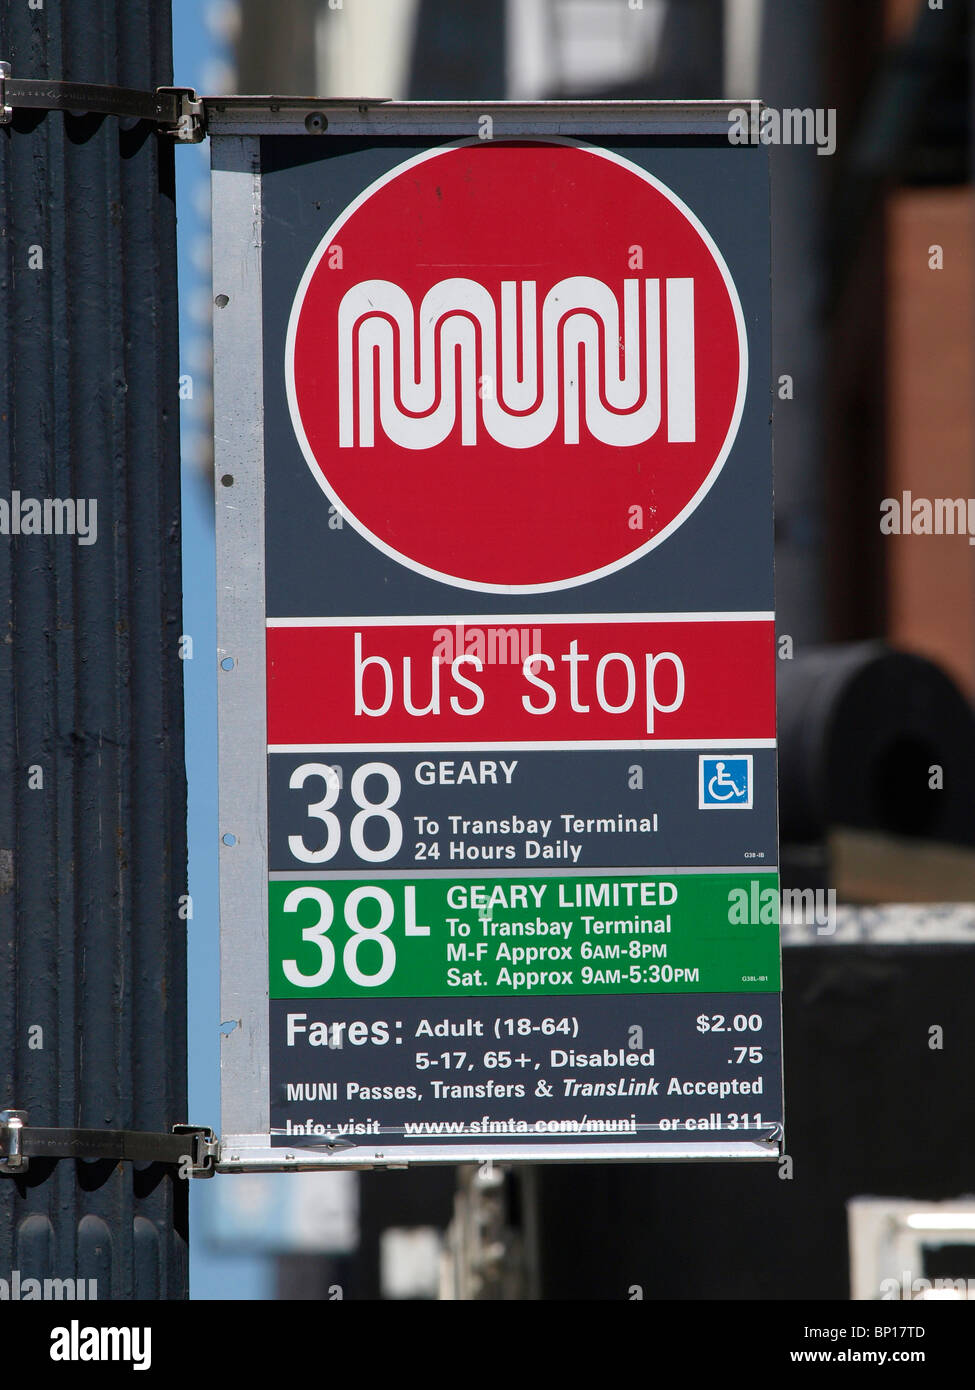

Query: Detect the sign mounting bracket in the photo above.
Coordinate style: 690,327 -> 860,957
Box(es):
0,63 -> 206,141
0,1111 -> 219,1177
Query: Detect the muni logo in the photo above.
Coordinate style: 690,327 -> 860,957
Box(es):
287,138 -> 746,591
337,275 -> 696,450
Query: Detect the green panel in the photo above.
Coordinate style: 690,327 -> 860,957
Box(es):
269,872 -> 781,999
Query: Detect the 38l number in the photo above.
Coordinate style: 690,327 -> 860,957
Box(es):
282,884 -> 428,989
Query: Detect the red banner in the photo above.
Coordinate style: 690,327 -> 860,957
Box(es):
267,617 -> 776,746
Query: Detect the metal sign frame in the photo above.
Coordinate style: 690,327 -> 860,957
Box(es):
212,101 -> 781,1171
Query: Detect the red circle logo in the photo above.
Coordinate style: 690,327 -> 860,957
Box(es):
286,139 -> 747,592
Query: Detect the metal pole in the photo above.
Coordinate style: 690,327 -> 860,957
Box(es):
0,0 -> 187,1298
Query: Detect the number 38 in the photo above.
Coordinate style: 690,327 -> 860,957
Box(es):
288,761 -> 402,864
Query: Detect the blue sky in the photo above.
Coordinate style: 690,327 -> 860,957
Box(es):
173,0 -> 271,1301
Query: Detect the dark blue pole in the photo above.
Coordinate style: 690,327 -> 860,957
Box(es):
0,0 -> 187,1299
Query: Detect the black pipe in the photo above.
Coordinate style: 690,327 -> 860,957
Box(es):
777,642 -> 975,847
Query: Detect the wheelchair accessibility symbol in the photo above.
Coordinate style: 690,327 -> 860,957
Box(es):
699,755 -> 753,809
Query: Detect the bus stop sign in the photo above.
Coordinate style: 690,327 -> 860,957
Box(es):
211,102 -> 782,1168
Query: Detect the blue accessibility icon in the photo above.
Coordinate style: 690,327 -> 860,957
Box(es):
699,755 -> 753,809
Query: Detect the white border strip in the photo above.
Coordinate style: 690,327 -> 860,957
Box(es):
213,137 -> 271,1140
217,1138 -> 780,1169
269,865 -> 779,880
270,739 -> 777,752
267,611 -> 776,627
